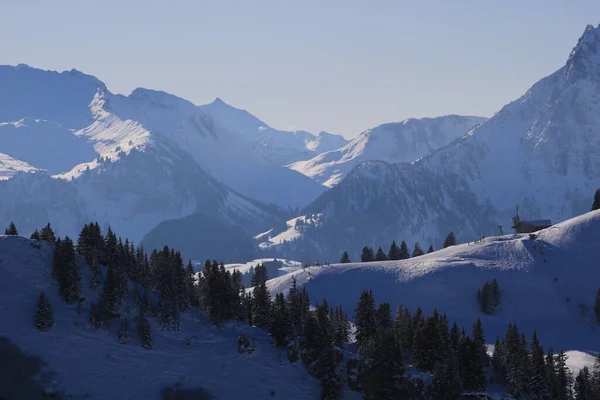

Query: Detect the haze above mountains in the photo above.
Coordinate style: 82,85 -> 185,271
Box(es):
1,24 -> 600,263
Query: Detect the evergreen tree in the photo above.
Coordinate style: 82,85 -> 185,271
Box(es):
492,336 -> 504,383
361,329 -> 405,399
250,263 -> 268,287
504,324 -> 529,398
53,236 -> 81,304
388,240 -> 400,260
472,318 -> 489,367
591,354 -> 600,397
360,246 -> 375,262
412,242 -> 424,257
339,251 -> 351,263
443,232 -> 457,248
398,240 -> 410,259
252,278 -> 272,328
34,291 -> 53,331
375,247 -> 388,261
332,306 -> 350,347
39,223 -> 56,245
529,331 -> 551,400
375,302 -> 393,333
479,280 -> 500,314
270,293 -> 290,347
413,315 -> 442,372
30,229 -> 41,240
546,347 -> 558,399
287,277 -> 303,337
458,336 -> 487,391
429,349 -> 462,400
555,350 -> 572,400
592,189 -> 600,211
320,348 -> 342,400
101,264 -> 120,313
240,290 -> 253,325
137,316 -> 153,350
185,260 -> 197,308
118,319 -> 131,344
393,304 -> 404,342
354,289 -> 376,356
398,308 -> 414,351
427,245 -> 434,253
574,366 -> 593,400
314,300 -> 333,351
4,221 -> 18,235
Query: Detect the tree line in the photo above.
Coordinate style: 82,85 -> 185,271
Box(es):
340,232 -> 457,264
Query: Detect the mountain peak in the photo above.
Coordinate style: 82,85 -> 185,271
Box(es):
211,97 -> 226,105
565,23 -> 600,83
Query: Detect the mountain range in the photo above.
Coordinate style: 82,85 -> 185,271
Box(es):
1,24 -> 600,264
257,24 -> 600,261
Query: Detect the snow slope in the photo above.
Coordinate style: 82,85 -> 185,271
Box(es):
0,153 -> 39,180
0,118 -> 97,174
0,235 -> 322,400
267,210 -> 600,354
200,98 -> 348,165
290,115 -> 485,187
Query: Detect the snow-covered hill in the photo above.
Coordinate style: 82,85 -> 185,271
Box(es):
200,98 -> 348,165
267,210 -> 600,355
290,115 -> 485,187
0,235 -> 322,400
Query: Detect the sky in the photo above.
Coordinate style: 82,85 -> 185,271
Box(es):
1,1 -> 599,138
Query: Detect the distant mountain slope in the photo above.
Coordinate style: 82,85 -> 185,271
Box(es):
267,210 -> 600,352
0,118 -> 97,174
260,24 -> 600,260
0,235 -> 322,400
420,24 -> 600,224
258,161 -> 497,261
0,64 -> 333,256
290,115 -> 485,187
0,64 -> 324,210
200,98 -> 348,165
0,153 -> 39,179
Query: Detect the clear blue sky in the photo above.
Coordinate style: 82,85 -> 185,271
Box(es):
1,1 -> 599,138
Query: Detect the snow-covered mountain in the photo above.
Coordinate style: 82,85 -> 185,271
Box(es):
0,64 -> 336,259
258,161 -> 497,261
0,152 -> 39,179
290,115 -> 485,187
200,97 -> 348,165
420,24 -> 600,224
259,24 -> 600,260
267,209 -> 600,356
0,64 -> 325,208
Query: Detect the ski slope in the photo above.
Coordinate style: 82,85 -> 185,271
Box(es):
0,236 -> 321,400
267,210 -> 600,354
